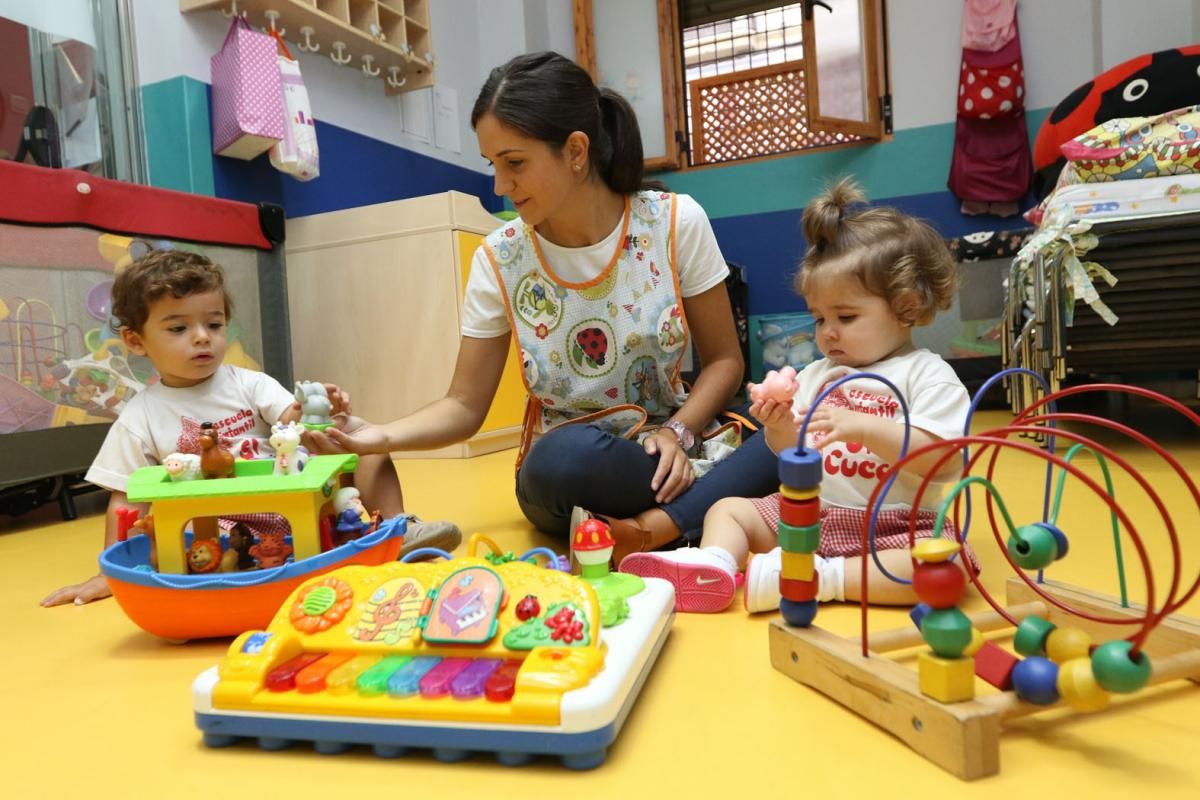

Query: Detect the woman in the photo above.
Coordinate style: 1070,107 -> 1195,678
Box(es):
308,52 -> 777,562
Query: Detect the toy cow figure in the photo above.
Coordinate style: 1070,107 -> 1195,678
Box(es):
269,421 -> 309,476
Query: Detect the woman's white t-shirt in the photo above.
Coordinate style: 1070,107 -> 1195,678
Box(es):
790,350 -> 971,511
461,193 -> 729,338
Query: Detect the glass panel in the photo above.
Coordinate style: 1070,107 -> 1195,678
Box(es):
0,0 -> 144,182
592,0 -> 667,161
813,0 -> 868,123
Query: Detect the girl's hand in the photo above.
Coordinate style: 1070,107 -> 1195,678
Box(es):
805,407 -> 869,446
749,397 -> 800,433
41,574 -> 111,607
644,429 -> 694,504
303,416 -> 390,455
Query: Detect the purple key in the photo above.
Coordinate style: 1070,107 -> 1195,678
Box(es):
450,659 -> 503,700
419,658 -> 471,698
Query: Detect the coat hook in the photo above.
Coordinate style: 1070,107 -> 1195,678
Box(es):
297,26 -> 319,52
424,52 -> 435,65
361,54 -> 381,77
221,0 -> 243,18
264,10 -> 285,37
386,66 -> 406,89
330,41 -> 351,65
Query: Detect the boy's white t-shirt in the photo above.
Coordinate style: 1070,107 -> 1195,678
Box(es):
86,365 -> 295,494
460,193 -> 729,337
789,349 -> 970,511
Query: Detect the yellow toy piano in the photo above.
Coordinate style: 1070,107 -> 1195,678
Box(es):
193,546 -> 674,768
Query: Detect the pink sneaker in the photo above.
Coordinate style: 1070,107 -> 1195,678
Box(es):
619,548 -> 736,613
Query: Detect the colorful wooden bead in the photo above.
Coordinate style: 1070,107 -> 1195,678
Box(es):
1056,657 -> 1110,712
777,521 -> 821,553
909,602 -> 932,630
974,641 -> 1019,690
778,447 -> 822,491
920,607 -> 973,658
1012,656 -> 1060,705
918,651 -> 976,703
1091,640 -> 1152,694
963,626 -> 984,657
780,598 -> 818,627
1039,521 -> 1069,559
780,550 -> 814,582
1013,615 -> 1056,657
1007,523 -> 1060,570
780,574 -> 818,602
912,561 -> 967,609
779,483 -> 820,501
912,537 -> 961,564
779,496 -> 820,527
1045,626 -> 1092,664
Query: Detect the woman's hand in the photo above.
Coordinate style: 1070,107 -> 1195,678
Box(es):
644,428 -> 695,504
303,415 -> 390,455
41,574 -> 111,607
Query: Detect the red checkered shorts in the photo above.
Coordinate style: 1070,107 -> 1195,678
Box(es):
749,493 -> 979,569
217,513 -> 292,537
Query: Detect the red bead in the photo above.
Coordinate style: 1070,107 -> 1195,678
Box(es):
973,641 -> 1019,690
780,575 -> 818,602
912,561 -> 967,609
779,497 -> 820,527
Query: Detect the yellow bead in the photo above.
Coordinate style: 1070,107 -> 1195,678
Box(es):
912,537 -> 961,563
963,627 -> 984,657
1056,657 -> 1110,712
918,650 -> 975,703
779,484 -> 820,501
1045,626 -> 1092,663
781,550 -> 814,581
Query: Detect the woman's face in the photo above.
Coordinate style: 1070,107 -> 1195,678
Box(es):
476,113 -> 579,228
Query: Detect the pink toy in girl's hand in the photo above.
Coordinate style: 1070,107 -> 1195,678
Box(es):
748,366 -> 799,404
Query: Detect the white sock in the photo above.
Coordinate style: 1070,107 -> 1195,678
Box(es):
701,546 -> 738,575
815,555 -> 846,603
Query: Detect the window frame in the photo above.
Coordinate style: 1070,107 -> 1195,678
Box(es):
574,0 -> 891,171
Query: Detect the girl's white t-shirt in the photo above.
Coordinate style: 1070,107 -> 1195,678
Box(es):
789,349 -> 971,511
461,193 -> 729,338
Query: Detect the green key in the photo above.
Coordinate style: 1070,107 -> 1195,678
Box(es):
356,655 -> 412,696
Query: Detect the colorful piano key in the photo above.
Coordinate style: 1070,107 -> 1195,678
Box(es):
386,656 -> 440,698
419,658 -> 472,698
356,655 -> 412,696
295,652 -> 355,694
484,659 -> 524,703
264,653 -> 326,692
451,658 -> 503,700
325,654 -> 381,695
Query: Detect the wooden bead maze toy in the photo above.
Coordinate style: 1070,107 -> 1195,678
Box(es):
767,370 -> 1200,780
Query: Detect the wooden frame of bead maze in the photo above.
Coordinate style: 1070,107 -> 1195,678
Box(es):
766,378 -> 1200,780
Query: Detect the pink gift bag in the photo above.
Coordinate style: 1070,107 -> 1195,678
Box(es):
211,16 -> 285,159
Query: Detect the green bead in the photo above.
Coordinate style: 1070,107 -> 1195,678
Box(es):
777,521 -> 821,553
920,607 -> 973,658
1091,640 -> 1152,694
1007,524 -> 1059,570
1013,615 -> 1056,657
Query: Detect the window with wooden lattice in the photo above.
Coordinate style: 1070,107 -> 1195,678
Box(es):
573,0 -> 890,171
683,0 -> 891,166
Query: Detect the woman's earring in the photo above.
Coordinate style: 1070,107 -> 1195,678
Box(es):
573,163 -> 582,172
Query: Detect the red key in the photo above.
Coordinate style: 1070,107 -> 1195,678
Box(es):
483,659 -> 524,702
265,653 -> 325,692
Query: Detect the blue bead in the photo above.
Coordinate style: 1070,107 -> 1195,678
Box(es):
780,598 -> 818,627
778,447 -> 823,490
1012,656 -> 1061,705
909,602 -> 932,630
1034,521 -> 1069,560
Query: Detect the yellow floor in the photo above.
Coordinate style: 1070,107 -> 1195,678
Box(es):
3,408 -> 1200,798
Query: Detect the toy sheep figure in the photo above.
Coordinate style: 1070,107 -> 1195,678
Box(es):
295,380 -> 333,427
269,420 -> 309,476
163,452 -> 202,482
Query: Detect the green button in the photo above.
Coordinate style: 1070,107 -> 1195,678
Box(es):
303,585 -> 337,616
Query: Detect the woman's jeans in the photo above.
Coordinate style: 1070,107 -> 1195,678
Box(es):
516,419 -> 778,543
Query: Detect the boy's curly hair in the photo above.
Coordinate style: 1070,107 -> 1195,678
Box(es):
795,178 -> 958,326
111,250 -> 232,333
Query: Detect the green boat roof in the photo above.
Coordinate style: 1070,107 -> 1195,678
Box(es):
126,454 -> 359,503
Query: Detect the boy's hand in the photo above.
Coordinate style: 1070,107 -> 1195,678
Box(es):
303,415 -> 390,455
41,574 -> 111,607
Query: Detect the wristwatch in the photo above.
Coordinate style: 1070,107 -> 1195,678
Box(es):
662,419 -> 698,456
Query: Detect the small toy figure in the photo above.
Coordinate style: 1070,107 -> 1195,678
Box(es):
269,421 -> 309,476
163,452 -> 202,482
748,365 -> 800,405
295,381 -> 333,428
198,422 -> 235,479
332,486 -> 376,542
187,538 -> 222,574
515,594 -> 541,621
226,522 -> 256,570
129,513 -> 158,570
249,531 -> 293,569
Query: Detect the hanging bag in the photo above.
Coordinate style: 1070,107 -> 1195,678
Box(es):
210,16 -> 285,160
267,31 -> 319,180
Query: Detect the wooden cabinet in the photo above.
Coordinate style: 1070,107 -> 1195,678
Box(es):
285,191 -> 525,458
